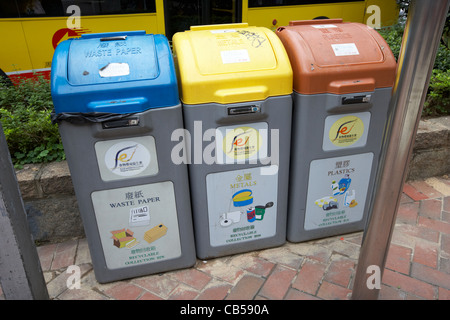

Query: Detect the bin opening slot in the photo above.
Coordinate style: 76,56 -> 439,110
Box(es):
227,105 -> 260,116
101,36 -> 127,41
342,95 -> 371,105
102,117 -> 140,129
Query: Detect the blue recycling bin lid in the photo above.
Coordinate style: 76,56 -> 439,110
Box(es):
51,31 -> 179,114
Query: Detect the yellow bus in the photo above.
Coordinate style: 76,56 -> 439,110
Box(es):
0,0 -> 399,82
243,0 -> 400,32
163,0 -> 399,39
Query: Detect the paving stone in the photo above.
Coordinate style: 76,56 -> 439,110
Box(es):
169,268 -> 212,291
413,241 -> 438,268
225,275 -> 265,300
196,281 -> 232,300
196,259 -> 244,285
316,281 -> 352,300
51,239 -> 78,270
410,263 -> 450,290
258,265 -> 296,300
419,198 -> 443,219
324,255 -> 355,287
285,288 -> 320,300
396,202 -> 420,224
382,269 -> 437,300
292,260 -> 326,295
167,284 -> 199,300
257,247 -> 303,270
403,183 -> 429,201
103,282 -> 144,300
229,254 -> 275,277
386,243 -> 412,274
132,275 -> 179,299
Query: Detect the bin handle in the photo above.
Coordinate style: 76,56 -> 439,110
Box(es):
289,19 -> 343,26
190,23 -> 249,31
87,97 -> 148,113
214,85 -> 268,104
327,78 -> 375,95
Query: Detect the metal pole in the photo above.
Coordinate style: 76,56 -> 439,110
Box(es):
0,123 -> 49,300
352,0 -> 450,300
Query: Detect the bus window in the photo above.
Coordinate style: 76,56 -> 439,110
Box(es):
245,0 -> 368,31
12,0 -> 156,17
248,0 -> 365,6
210,0 -> 240,25
39,0 -> 65,16
15,0 -> 64,16
59,0 -> 156,15
164,0 -> 241,40
15,0 -> 44,16
245,0 -> 398,29
0,1 -> 20,18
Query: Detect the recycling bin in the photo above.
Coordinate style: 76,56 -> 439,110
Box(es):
51,31 -> 196,283
276,19 -> 397,242
172,23 -> 293,259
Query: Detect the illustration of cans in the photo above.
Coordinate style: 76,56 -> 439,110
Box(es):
247,207 -> 256,222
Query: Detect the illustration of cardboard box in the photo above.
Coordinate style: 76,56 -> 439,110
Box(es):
111,228 -> 137,248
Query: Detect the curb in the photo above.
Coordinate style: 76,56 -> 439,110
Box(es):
408,116 -> 450,180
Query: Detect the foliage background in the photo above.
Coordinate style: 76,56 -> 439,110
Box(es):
378,0 -> 450,117
0,76 -> 65,168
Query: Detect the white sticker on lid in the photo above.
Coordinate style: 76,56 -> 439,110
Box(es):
99,62 -> 130,77
221,49 -> 250,64
211,29 -> 237,34
312,24 -> 338,29
331,43 -> 360,56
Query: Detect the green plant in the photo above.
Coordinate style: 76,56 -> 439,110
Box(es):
377,23 -> 404,61
0,76 -> 65,168
424,69 -> 450,116
378,16 -> 450,117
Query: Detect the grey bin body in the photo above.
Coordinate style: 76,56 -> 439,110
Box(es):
58,106 -> 196,283
276,20 -> 397,242
182,97 -> 292,259
287,90 -> 392,242
172,24 -> 294,259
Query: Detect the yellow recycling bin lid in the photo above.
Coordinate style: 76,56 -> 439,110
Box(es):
172,23 -> 293,105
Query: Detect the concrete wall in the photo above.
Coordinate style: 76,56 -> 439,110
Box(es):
16,161 -> 84,243
407,117 -> 450,180
15,117 -> 449,244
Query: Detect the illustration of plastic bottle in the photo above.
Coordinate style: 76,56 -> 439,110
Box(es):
331,180 -> 340,196
338,174 -> 351,194
344,190 -> 356,207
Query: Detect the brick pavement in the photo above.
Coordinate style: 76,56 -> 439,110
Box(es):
1,176 -> 449,300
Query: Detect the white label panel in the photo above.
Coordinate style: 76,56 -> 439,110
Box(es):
95,136 -> 158,181
206,166 -> 278,247
323,112 -> 371,151
215,122 -> 268,164
91,182 -> 181,270
304,153 -> 374,230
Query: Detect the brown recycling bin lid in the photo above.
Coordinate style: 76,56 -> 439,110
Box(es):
276,19 -> 397,95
